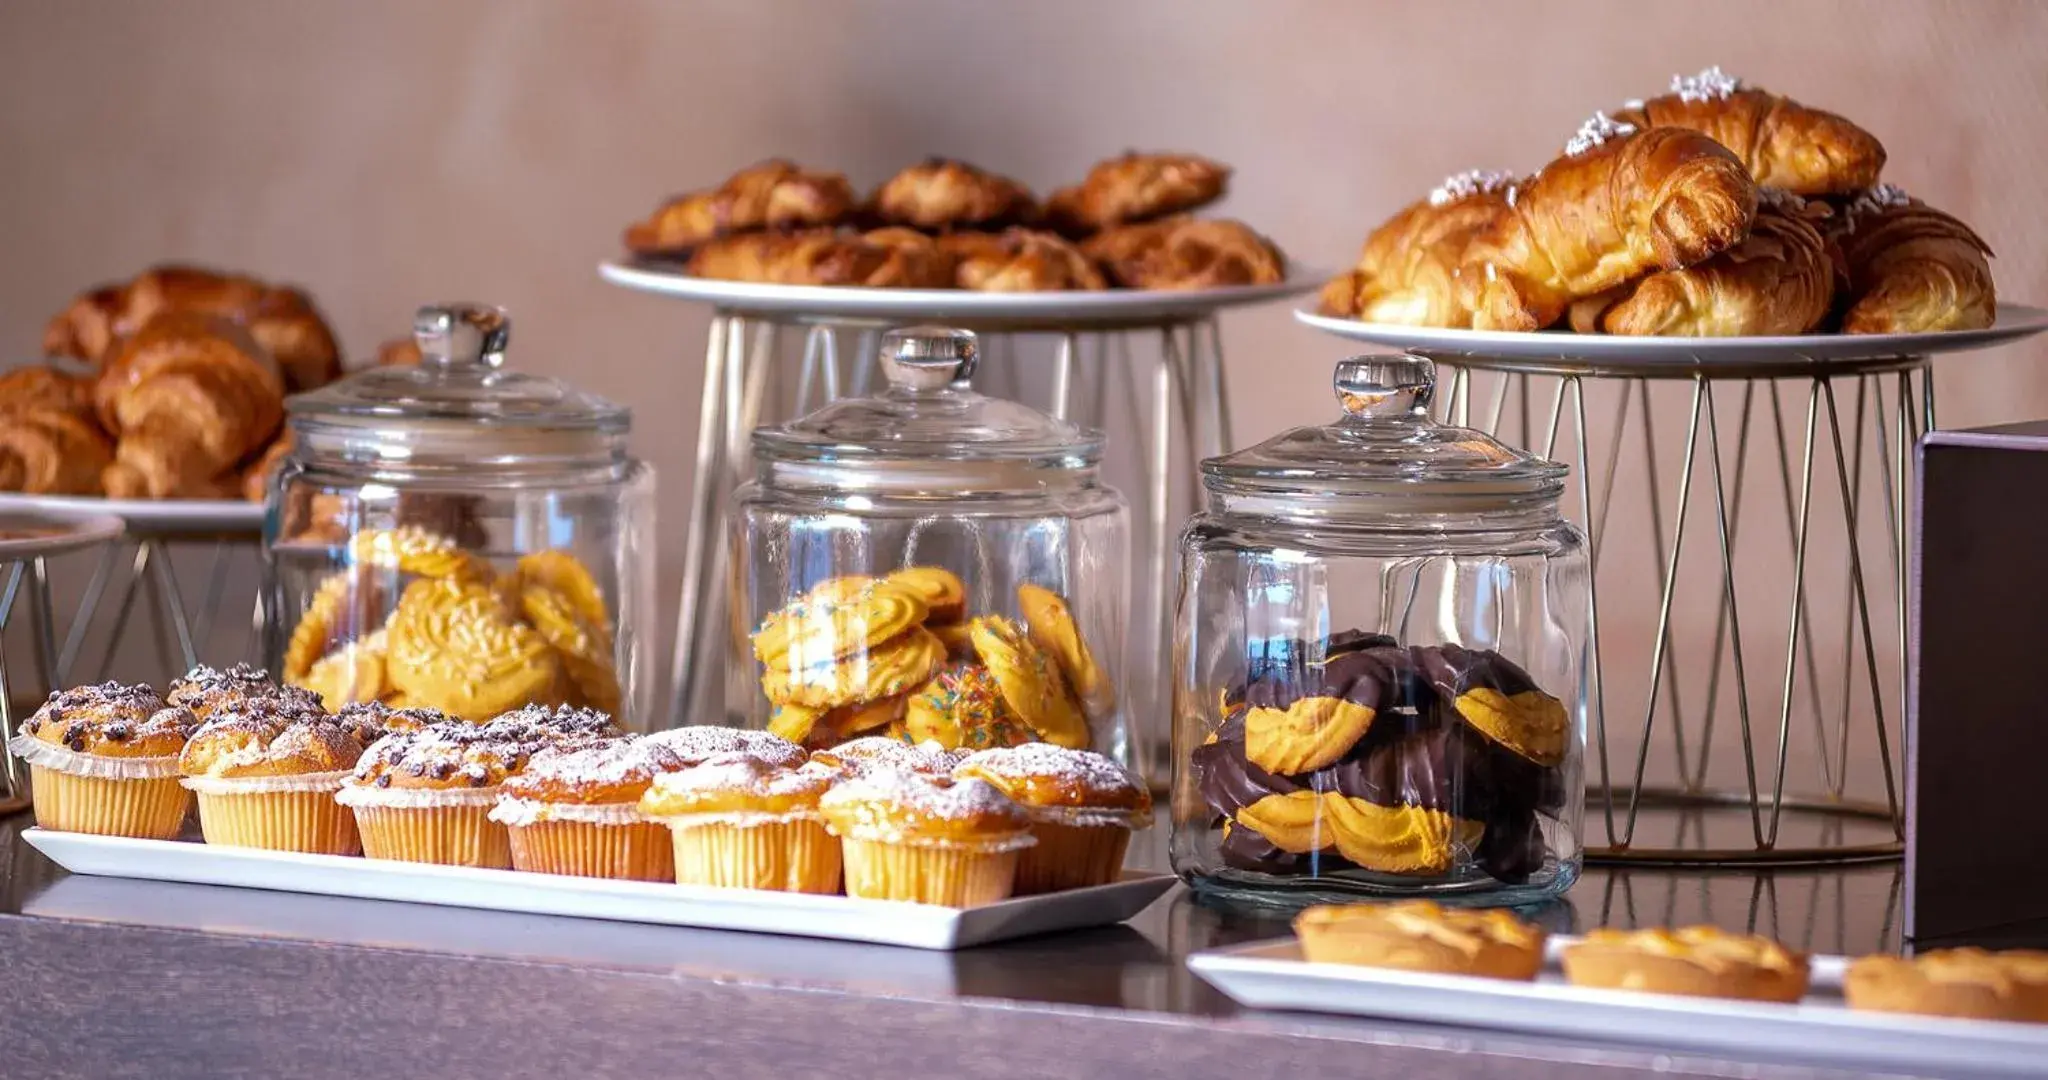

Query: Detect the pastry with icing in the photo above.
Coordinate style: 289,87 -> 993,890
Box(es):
954,743 -> 1149,893
7,682 -> 198,839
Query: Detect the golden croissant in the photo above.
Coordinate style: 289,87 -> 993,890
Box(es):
0,365 -> 113,495
1827,185 -> 1995,334
1083,218 -> 1284,290
941,229 -> 1105,291
93,311 -> 285,499
1459,120 -> 1758,331
1320,170 -> 1518,325
1568,194 -> 1838,336
868,159 -> 1037,231
623,160 -> 857,256
1612,67 -> 1886,197
43,264 -> 341,391
1045,151 -> 1230,233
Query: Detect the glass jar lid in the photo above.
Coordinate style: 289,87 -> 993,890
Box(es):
287,303 -> 630,469
752,326 -> 1103,489
1203,354 -> 1565,507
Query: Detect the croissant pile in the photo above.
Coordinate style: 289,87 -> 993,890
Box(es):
3,265 -> 343,498
1321,67 -> 1997,337
621,153 -> 1287,292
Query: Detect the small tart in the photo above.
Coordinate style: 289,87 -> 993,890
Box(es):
1845,948 -> 2048,1022
807,735 -> 962,778
884,565 -> 968,625
17,682 -> 191,759
1294,901 -> 1547,980
903,662 -> 1035,751
638,752 -> 836,820
969,615 -> 1089,749
751,576 -> 929,666
179,698 -> 377,780
819,771 -> 1033,852
348,525 -> 488,582
1562,926 -> 1810,1003
953,743 -> 1150,823
170,663 -> 322,720
1016,584 -> 1112,718
762,626 -> 947,710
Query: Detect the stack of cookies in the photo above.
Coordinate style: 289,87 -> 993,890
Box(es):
1191,630 -> 1569,884
753,568 -> 1112,755
621,153 -> 1286,292
281,526 -> 621,720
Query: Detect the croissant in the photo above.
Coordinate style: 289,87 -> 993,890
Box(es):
686,229 -> 952,288
94,312 -> 285,499
858,228 -> 960,287
1459,120 -> 1758,331
41,285 -> 123,364
1045,152 -> 1230,233
941,229 -> 1105,291
244,287 -> 342,392
1827,185 -> 1995,334
623,160 -> 857,256
241,433 -> 294,502
1612,67 -> 1886,197
0,408 -> 113,495
1319,171 -> 1518,325
868,159 -> 1037,231
44,265 -> 343,391
1567,195 -> 1838,336
0,364 -> 96,416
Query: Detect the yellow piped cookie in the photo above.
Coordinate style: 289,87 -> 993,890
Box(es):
886,566 -> 967,624
752,576 -> 929,666
348,525 -> 490,582
282,567 -> 384,681
520,583 -> 622,715
1235,790 -> 1476,876
1456,687 -> 1569,767
514,550 -> 611,627
768,701 -> 827,744
761,626 -> 946,710
296,630 -> 390,711
1017,583 -> 1113,718
1244,696 -> 1377,775
969,615 -> 1088,749
385,578 -> 561,721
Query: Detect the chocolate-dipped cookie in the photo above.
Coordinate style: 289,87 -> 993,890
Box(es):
1412,643 -> 1569,768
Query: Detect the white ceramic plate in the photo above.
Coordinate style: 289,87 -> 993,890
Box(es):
1191,937 -> 2048,1078
23,828 -> 1176,951
0,492 -> 263,535
599,259 -> 1322,327
1294,302 -> 2048,368
0,511 -> 124,561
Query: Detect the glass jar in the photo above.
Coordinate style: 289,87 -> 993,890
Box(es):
729,326 -> 1133,767
1170,354 -> 1588,907
263,303 -> 655,727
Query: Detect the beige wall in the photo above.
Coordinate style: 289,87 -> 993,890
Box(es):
3,0 -> 2044,809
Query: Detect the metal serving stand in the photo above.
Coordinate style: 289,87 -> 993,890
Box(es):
0,512 -> 126,814
1297,305 -> 2048,866
600,260 -> 1317,776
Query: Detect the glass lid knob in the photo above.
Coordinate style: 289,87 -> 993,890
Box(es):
414,303 -> 511,371
1335,354 -> 1434,420
880,325 -> 978,391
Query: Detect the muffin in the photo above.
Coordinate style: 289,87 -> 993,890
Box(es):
490,736 -> 692,880
639,751 -> 842,893
1845,948 -> 2048,1022
953,743 -> 1149,893
7,682 -> 198,839
335,700 -> 459,734
167,663 -> 322,720
178,697 -> 379,854
1561,926 -> 1810,1003
337,721 -> 559,867
807,735 -> 962,778
485,702 -> 626,744
818,770 -> 1034,906
1294,900 -> 1548,980
642,724 -> 807,766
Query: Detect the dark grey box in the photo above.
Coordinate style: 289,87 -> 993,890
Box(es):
1910,422 -> 2048,945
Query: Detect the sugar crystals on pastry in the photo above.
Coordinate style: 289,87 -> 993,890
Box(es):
1612,66 -> 1887,197
623,159 -> 857,257
1457,114 -> 1758,331
1045,151 -> 1230,233
868,158 -> 1038,231
1826,184 -> 1996,334
1318,170 -> 1519,326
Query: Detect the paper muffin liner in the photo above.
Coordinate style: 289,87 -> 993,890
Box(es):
666,816 -> 842,894
488,796 -> 651,828
839,837 -> 1022,907
26,765 -> 190,840
8,735 -> 183,780
338,784 -> 510,868
505,818 -> 674,881
186,770 -> 359,855
1013,819 -> 1132,895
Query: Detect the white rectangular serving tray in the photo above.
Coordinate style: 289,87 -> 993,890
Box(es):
23,828 -> 1175,951
1190,938 -> 2048,1078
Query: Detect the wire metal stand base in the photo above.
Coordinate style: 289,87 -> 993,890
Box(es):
663,308 -> 1230,778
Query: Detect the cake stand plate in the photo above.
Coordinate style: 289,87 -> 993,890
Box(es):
0,493 -> 263,536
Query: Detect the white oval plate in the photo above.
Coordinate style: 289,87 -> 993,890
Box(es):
600,259 -> 1322,327
0,511 -> 125,560
1294,302 -> 2048,367
0,492 -> 263,535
